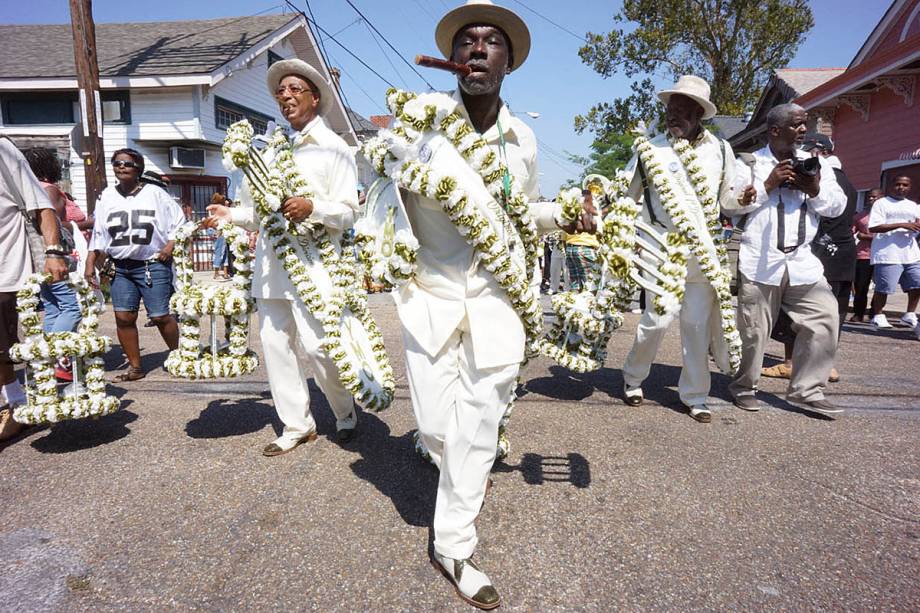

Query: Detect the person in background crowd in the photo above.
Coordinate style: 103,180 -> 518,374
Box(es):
762,134 -> 857,383
209,193 -> 230,280
563,189 -> 601,292
84,149 -> 182,381
23,148 -> 93,237
22,148 -> 85,383
850,188 -> 883,322
867,175 -> 920,336
0,137 -> 68,441
728,103 -> 846,416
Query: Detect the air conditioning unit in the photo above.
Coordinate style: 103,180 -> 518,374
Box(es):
169,146 -> 206,170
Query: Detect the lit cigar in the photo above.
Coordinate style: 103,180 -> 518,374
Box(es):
414,55 -> 472,77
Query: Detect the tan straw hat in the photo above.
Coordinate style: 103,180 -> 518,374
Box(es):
266,58 -> 334,117
657,75 -> 718,120
435,0 -> 531,72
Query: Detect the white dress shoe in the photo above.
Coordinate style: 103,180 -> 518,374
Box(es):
262,432 -> 317,457
624,384 -> 643,406
686,403 -> 712,423
432,552 -> 500,610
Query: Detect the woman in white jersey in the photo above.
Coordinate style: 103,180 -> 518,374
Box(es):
84,149 -> 182,381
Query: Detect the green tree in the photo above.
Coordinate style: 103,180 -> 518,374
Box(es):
568,131 -> 635,182
575,0 -> 814,136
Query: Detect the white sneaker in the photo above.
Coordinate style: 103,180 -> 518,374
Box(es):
432,552 -> 500,610
872,314 -> 892,329
900,312 -> 918,327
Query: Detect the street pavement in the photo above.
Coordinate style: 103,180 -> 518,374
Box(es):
1,292 -> 918,611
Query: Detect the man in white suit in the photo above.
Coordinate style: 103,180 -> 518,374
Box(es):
391,1 -> 592,608
206,59 -> 359,456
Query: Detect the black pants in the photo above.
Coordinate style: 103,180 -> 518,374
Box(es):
852,259 -> 874,319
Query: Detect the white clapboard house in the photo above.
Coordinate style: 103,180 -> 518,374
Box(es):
0,13 -> 370,221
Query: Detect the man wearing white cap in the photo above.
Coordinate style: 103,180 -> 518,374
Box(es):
620,75 -> 751,423
206,59 -> 359,456
375,1 -> 588,608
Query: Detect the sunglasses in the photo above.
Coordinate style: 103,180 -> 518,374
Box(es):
274,84 -> 316,99
112,160 -> 141,169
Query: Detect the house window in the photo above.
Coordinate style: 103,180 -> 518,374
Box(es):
268,50 -> 284,67
2,92 -> 76,125
1,90 -> 130,125
214,96 -> 272,135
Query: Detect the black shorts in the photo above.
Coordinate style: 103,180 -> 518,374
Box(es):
0,291 -> 19,367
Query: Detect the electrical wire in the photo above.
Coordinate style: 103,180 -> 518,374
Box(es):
505,0 -> 589,44
363,20 -> 411,89
341,0 -> 436,91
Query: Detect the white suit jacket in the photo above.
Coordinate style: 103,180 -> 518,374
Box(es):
230,116 -> 359,300
394,91 -> 559,369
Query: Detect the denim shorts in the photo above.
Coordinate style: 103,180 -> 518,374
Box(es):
110,259 -> 174,317
873,261 -> 920,294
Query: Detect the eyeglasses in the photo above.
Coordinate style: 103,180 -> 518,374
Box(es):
112,160 -> 141,169
274,84 -> 315,98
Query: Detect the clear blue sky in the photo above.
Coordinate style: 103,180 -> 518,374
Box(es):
0,0 -> 891,195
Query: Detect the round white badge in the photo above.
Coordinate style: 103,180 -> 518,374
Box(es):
668,161 -> 680,173
419,144 -> 432,164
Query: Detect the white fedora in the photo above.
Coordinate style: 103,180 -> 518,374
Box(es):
658,75 -> 718,120
266,58 -> 335,117
435,0 -> 531,72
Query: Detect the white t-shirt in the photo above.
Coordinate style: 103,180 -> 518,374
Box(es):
868,196 -> 920,265
0,138 -> 54,292
89,183 -> 185,261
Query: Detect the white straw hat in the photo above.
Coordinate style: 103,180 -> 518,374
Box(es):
657,75 -> 718,120
266,59 -> 334,117
435,0 -> 531,72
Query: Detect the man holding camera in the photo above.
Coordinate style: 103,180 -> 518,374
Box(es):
728,103 -> 846,415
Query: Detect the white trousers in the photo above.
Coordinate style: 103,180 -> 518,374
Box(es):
622,282 -> 719,406
549,247 -> 565,292
402,315 -> 518,560
258,298 -> 356,443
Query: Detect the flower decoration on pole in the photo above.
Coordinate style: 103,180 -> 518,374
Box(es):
9,274 -> 119,424
222,120 -> 395,411
164,220 -> 259,379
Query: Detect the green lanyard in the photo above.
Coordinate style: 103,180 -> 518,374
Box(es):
495,116 -> 512,208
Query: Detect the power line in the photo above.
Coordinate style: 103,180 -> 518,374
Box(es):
300,0 -> 355,116
505,0 -> 588,44
283,0 -> 396,88
363,20 -> 411,89
341,0 -> 436,91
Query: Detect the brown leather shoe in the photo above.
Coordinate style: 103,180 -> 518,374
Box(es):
0,406 -> 25,442
262,432 -> 317,457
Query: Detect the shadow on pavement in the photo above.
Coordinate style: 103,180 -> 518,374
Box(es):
185,391 -> 282,439
494,452 -> 591,488
347,411 -> 437,528
30,405 -> 138,453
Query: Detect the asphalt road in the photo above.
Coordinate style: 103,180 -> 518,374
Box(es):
1,293 -> 918,611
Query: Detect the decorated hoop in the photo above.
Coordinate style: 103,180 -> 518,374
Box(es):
9,274 -> 119,424
354,177 -> 419,290
164,220 -> 260,379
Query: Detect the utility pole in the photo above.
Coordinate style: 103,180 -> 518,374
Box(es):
69,0 -> 106,214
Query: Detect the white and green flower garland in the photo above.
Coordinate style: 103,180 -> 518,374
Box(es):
9,274 -> 119,424
223,121 -> 395,411
363,90 -> 542,352
634,133 -> 742,373
353,209 -> 419,289
164,220 -> 259,379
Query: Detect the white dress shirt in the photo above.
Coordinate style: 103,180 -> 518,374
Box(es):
394,90 -> 558,369
230,115 -> 359,300
626,131 -> 737,283
731,146 -> 846,286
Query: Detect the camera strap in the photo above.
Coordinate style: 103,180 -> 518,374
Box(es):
776,189 -> 808,254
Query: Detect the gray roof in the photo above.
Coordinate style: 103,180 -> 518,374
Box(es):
0,14 -> 296,79
346,108 -> 378,134
709,115 -> 748,139
774,68 -> 845,97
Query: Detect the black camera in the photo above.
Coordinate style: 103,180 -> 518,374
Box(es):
791,156 -> 820,177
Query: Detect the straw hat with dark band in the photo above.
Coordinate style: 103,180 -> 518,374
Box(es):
266,58 -> 334,117
657,75 -> 718,120
435,0 -> 531,72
